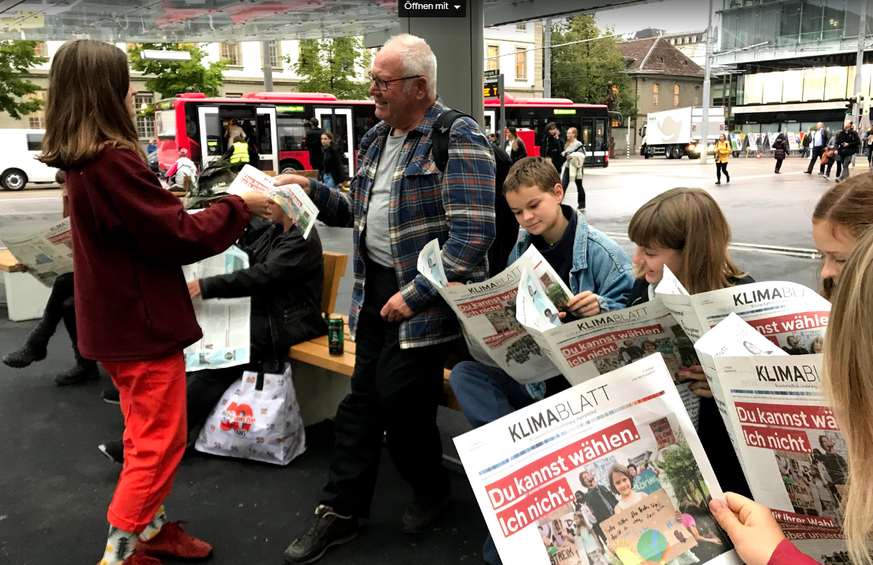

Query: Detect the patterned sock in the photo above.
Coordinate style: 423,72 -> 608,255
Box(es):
138,505 -> 168,541
100,525 -> 137,565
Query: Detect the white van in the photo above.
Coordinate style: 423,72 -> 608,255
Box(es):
0,129 -> 60,190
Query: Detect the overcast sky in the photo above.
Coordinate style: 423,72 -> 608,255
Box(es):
592,0 -> 715,36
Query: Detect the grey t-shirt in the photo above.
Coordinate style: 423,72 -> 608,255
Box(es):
365,132 -> 408,267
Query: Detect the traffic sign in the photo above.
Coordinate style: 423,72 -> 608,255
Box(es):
484,69 -> 499,79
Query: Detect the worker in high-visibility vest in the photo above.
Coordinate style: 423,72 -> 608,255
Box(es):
224,134 -> 250,171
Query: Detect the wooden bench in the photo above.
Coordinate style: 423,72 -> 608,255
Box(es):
0,249 -> 53,321
288,252 -> 460,425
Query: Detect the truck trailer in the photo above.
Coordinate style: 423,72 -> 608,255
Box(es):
640,106 -> 727,159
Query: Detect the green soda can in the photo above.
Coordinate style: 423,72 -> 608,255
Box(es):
328,315 -> 344,356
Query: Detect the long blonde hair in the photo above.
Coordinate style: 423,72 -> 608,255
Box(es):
39,40 -> 143,169
628,187 -> 745,294
823,227 -> 873,565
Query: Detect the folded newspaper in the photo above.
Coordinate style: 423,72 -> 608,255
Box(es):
1,217 -> 73,287
515,284 -> 703,428
227,164 -> 319,239
694,314 -> 852,563
182,246 -> 251,372
418,239 -> 572,384
454,354 -> 741,565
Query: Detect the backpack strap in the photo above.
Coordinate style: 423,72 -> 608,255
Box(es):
433,109 -> 473,172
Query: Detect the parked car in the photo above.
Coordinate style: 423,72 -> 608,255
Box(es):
0,129 -> 60,190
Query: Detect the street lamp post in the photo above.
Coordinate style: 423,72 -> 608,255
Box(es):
701,0 -> 714,166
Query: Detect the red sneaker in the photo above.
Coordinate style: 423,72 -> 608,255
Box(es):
96,552 -> 161,565
137,521 -> 213,560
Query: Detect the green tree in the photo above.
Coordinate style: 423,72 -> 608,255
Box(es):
289,37 -> 371,99
128,43 -> 229,116
551,16 -> 637,119
0,41 -> 47,120
657,439 -> 709,503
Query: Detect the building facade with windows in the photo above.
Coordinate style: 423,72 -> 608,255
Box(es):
715,0 -> 873,136
0,25 -> 543,138
616,37 -> 705,154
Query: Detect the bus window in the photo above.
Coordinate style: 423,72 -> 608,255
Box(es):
277,117 -> 305,151
594,118 -> 607,152
156,108 -> 176,140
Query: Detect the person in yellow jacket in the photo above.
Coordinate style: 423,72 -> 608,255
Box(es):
715,134 -> 731,185
223,134 -> 250,172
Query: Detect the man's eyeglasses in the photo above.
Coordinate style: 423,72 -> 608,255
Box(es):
368,72 -> 422,91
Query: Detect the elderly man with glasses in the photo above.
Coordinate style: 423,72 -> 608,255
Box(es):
275,33 -> 496,564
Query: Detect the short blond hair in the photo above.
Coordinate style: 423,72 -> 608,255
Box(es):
503,157 -> 560,195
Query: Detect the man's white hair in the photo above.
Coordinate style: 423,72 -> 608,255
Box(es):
383,34 -> 437,99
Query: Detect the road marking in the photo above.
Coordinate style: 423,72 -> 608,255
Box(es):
602,232 -> 821,259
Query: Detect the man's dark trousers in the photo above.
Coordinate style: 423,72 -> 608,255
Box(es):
806,146 -> 826,174
322,259 -> 453,517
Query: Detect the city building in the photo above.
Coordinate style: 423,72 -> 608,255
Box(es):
634,28 -> 708,66
715,0 -> 873,136
616,37 -> 705,155
0,24 -> 543,140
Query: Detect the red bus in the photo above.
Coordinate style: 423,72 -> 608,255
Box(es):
154,92 -> 613,175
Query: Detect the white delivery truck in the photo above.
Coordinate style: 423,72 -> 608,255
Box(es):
640,107 -> 727,159
0,129 -> 60,190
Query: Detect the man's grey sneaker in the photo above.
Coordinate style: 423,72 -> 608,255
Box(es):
283,505 -> 358,565
102,387 -> 120,404
402,493 -> 450,534
98,439 -> 124,464
54,363 -> 99,386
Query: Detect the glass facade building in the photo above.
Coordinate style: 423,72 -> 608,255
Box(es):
720,0 -> 873,57
716,0 -> 873,134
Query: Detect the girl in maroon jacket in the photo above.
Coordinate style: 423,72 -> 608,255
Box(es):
38,40 -> 273,565
710,231 -> 873,564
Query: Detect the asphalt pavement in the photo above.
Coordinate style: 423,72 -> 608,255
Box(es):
0,154 -> 852,564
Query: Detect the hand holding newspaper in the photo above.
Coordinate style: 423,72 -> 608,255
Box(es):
454,354 -> 740,565
1,217 -> 73,287
694,314 -> 852,562
417,241 -> 572,384
227,164 -> 319,239
182,246 -> 251,371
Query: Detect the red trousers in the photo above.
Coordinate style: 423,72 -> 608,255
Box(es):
103,352 -> 187,533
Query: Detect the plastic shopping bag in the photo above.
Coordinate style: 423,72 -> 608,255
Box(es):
195,364 -> 305,465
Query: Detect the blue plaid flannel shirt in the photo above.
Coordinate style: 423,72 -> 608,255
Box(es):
308,97 -> 496,349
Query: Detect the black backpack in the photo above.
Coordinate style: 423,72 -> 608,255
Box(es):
432,109 -> 516,274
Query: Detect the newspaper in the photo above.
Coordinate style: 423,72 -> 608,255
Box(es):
654,266 -> 831,351
1,217 -> 73,287
227,164 -> 319,239
701,335 -> 848,560
418,240 -> 572,384
514,289 -> 704,427
454,354 -> 741,565
182,246 -> 251,372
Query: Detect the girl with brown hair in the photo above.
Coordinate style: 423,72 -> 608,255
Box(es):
811,174 -> 873,300
39,39 -> 272,565
626,187 -> 753,498
711,226 -> 873,565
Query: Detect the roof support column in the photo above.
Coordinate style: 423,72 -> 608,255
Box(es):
398,0 -> 485,125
